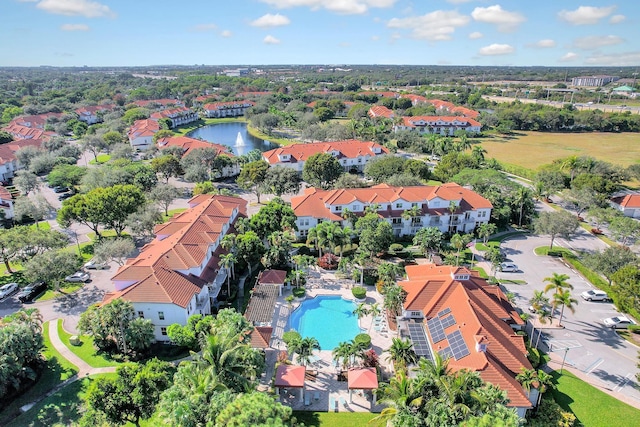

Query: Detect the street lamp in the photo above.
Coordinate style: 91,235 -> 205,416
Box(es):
560,347 -> 569,374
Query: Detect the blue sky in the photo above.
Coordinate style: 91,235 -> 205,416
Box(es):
1,0 -> 638,67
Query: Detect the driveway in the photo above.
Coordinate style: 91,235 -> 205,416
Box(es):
488,233 -> 640,405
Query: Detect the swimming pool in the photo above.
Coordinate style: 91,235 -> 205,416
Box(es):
288,295 -> 363,350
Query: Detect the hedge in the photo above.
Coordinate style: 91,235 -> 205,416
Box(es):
352,286 -> 366,299
354,333 -> 371,348
292,287 -> 306,298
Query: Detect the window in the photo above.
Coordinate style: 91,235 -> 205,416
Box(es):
335,206 -> 342,212
158,311 -> 165,320
357,158 -> 362,163
161,327 -> 167,336
352,204 -> 359,211
396,203 -> 403,209
137,311 -> 144,318
411,311 -> 422,317
411,203 -> 418,207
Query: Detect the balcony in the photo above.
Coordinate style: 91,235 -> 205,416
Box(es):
391,222 -> 404,229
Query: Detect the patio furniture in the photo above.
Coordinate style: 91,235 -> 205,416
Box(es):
329,397 -> 337,412
340,396 -> 347,406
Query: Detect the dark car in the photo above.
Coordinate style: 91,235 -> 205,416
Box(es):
17,282 -> 47,303
53,186 -> 69,193
58,192 -> 74,201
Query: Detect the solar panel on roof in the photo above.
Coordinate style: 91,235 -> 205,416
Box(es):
439,347 -> 454,360
427,317 -> 446,343
446,330 -> 470,360
441,315 -> 456,329
407,323 -> 433,361
438,307 -> 451,317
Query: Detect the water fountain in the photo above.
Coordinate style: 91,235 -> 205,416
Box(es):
235,132 -> 245,147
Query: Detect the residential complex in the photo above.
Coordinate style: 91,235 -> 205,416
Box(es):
203,101 -> 255,118
75,104 -> 114,124
156,135 -> 240,177
611,194 -> 640,218
398,263 -> 535,417
262,140 -> 389,173
291,183 -> 492,238
127,119 -> 160,150
150,106 -> 199,129
394,116 -> 482,135
102,194 -> 246,341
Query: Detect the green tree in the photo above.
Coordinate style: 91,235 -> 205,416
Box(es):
218,252 -> 237,297
476,222 -> 497,244
215,392 -> 294,427
83,359 -> 175,427
356,212 -> 394,259
47,164 -> 87,188
382,284 -> 406,317
294,336 -> 321,366
23,249 -> 82,290
249,197 -> 297,239
533,211 -> 579,249
386,337 -> 418,372
149,184 -> 181,216
313,106 -> 335,122
612,265 -> 640,317
413,226 -> 444,259
82,135 -> 107,163
585,245 -> 638,285
609,216 -> 640,245
553,289 -> 578,327
13,194 -> 51,226
235,231 -> 266,273
13,170 -> 39,195
261,165 -> 301,197
151,154 -> 183,183
126,206 -> 163,241
364,155 -> 407,184
236,160 -> 269,203
93,238 -> 136,266
302,152 -> 343,189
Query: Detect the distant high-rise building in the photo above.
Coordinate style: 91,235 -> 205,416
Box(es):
571,75 -> 619,87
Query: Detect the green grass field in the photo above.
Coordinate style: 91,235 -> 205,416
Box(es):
293,411 -> 378,426
480,131 -> 640,171
551,370 -> 640,427
57,321 -> 121,368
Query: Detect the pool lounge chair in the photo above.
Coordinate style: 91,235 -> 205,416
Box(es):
340,396 -> 347,407
329,397 -> 338,412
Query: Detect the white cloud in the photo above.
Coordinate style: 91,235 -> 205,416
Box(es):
339,42 -> 351,47
585,51 -> 640,66
447,0 -> 476,3
60,23 -> 89,31
478,43 -> 515,55
471,5 -> 526,32
250,13 -> 291,28
263,35 -> 281,44
35,0 -> 115,18
532,39 -> 556,48
371,35 -> 380,41
468,31 -> 483,39
258,0 -> 396,15
559,52 -> 579,62
220,30 -> 232,37
387,10 -> 470,41
558,6 -> 615,25
609,14 -> 626,24
573,35 -> 624,50
191,23 -> 217,32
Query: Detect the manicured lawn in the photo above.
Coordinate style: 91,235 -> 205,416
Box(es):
88,154 -> 111,164
293,411 -> 378,426
57,321 -> 121,368
0,322 -> 78,426
550,369 -> 640,427
481,131 -> 640,171
534,246 -> 574,257
162,207 -> 187,221
29,221 -> 51,231
10,373 -> 116,427
38,284 -> 83,302
86,230 -> 130,240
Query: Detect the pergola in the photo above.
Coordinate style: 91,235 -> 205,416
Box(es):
347,367 -> 379,405
258,269 -> 287,296
275,364 -> 306,403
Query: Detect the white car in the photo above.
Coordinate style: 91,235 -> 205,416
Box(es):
65,271 -> 91,283
603,316 -> 634,329
581,290 -> 610,302
0,282 -> 19,300
84,260 -> 109,270
499,262 -> 519,272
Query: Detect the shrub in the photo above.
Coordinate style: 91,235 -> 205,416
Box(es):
527,396 -> 576,427
527,347 -> 541,368
354,333 -> 371,348
292,287 -> 306,298
389,243 -> 404,254
317,253 -> 339,270
362,348 -> 379,368
352,286 -> 366,299
282,331 -> 301,346
628,324 -> 640,334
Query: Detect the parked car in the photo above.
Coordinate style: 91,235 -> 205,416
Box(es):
84,260 -> 108,270
603,316 -> 635,329
65,271 -> 91,283
53,186 -> 69,193
58,192 -> 74,201
499,262 -> 519,272
17,282 -> 47,303
0,282 -> 19,300
581,290 -> 610,302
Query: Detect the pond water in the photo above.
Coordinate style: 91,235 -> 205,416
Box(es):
188,122 -> 277,156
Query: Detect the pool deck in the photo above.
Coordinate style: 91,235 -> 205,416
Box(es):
258,267 -> 394,413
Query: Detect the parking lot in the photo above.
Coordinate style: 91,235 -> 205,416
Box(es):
492,233 -> 640,405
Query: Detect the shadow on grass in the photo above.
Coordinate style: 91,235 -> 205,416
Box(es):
548,371 -> 582,426
293,411 -> 321,426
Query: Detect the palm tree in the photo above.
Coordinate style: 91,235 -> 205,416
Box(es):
401,205 -> 422,225
332,341 -> 354,369
529,290 -> 549,312
295,337 -> 321,366
218,253 -> 237,297
386,337 -> 418,372
306,226 -> 323,258
515,186 -> 532,227
341,207 -> 357,227
553,289 -> 578,327
221,234 -> 237,255
476,223 -> 496,245
449,233 -> 467,266
516,368 -> 538,396
543,273 -> 572,320
413,227 -> 444,261
471,145 -> 487,163
353,303 -> 370,322
371,371 -> 422,427
382,285 -> 406,318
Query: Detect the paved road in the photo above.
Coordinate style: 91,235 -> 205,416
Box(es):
483,232 -> 640,406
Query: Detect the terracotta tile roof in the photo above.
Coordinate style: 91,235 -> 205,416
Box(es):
203,101 -> 255,111
368,105 -> 395,118
400,264 -> 532,408
150,106 -> 195,120
0,138 -> 43,166
275,364 -> 306,388
612,194 -> 640,209
128,119 -> 160,139
195,94 -> 219,102
248,326 -> 273,349
8,113 -> 62,129
156,135 -> 234,157
258,269 -> 287,285
400,94 -> 428,105
424,99 -> 479,118
108,195 -> 247,308
75,104 -> 114,116
0,185 -> 12,200
291,183 -> 492,219
262,140 -> 389,165
133,99 -> 181,108
348,367 -> 378,389
2,123 -> 52,140
402,116 -> 481,128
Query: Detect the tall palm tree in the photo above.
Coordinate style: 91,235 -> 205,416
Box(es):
332,341 -> 354,369
386,337 -> 418,372
221,234 -> 237,255
449,233 -> 466,266
371,370 -> 423,427
367,303 -> 382,334
553,289 -> 578,327
471,145 -> 487,163
476,222 -> 496,245
529,290 -> 549,312
218,253 -> 237,297
382,285 -> 406,318
515,186 -> 532,227
543,273 -> 572,319
295,336 -> 321,366
353,303 -> 370,322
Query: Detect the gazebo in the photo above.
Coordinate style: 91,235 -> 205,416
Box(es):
258,269 -> 288,296
347,367 -> 379,405
275,364 -> 306,403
